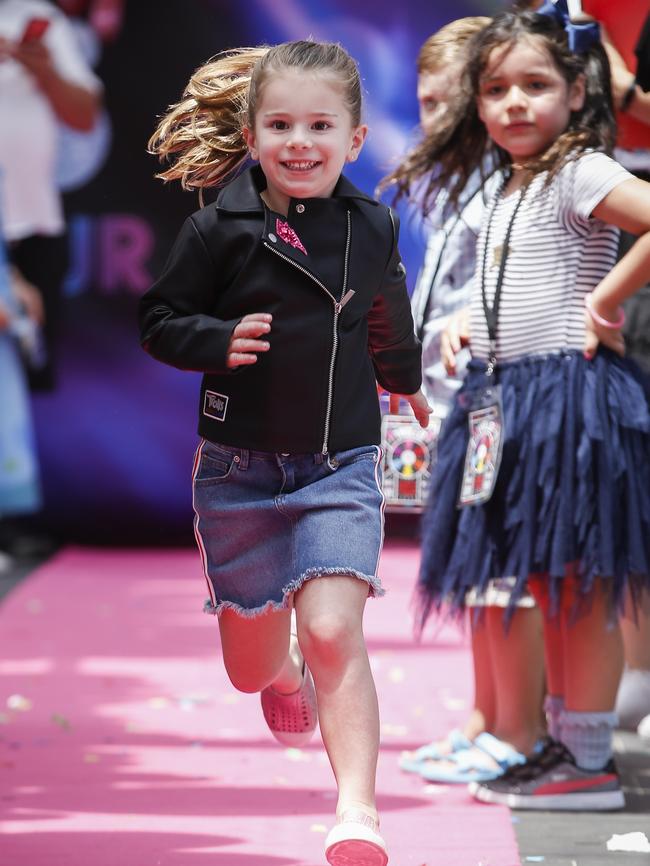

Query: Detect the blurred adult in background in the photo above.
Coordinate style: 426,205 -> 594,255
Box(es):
0,220 -> 43,570
0,0 -> 102,556
0,0 -> 102,393
55,0 -> 125,43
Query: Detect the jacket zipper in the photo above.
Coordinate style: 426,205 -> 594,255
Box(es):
263,209 -> 353,454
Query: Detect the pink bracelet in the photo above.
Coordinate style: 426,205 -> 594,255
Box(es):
585,293 -> 625,330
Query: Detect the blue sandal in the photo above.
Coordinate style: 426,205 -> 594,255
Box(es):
399,728 -> 473,774
417,732 -> 526,784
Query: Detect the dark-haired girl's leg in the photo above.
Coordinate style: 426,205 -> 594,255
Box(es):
561,579 -> 623,713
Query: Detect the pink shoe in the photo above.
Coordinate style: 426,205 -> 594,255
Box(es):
260,663 -> 318,747
325,809 -> 388,866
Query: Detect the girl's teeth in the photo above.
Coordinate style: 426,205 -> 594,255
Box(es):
285,161 -> 317,170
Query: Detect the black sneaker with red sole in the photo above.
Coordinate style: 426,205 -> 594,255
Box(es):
469,737 -> 625,811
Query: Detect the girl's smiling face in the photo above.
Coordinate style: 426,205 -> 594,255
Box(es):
244,69 -> 367,215
477,35 -> 585,162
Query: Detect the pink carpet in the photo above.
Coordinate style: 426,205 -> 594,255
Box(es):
0,542 -> 521,866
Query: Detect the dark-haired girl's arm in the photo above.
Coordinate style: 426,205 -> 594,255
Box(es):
583,178 -> 650,359
590,178 -> 650,316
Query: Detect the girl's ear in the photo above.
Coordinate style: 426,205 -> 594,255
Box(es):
346,124 -> 368,163
569,74 -> 586,112
243,126 -> 258,161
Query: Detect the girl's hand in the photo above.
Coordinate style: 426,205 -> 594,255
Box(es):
11,268 -> 45,324
11,39 -> 56,85
441,306 -> 470,375
387,389 -> 432,428
583,306 -> 625,361
226,312 -> 272,369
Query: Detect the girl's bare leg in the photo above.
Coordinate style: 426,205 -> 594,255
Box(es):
468,613 -> 497,738
218,605 -> 300,693
620,589 -> 650,670
294,575 -> 379,819
561,580 -> 623,711
487,604 -> 546,754
424,605 -> 546,776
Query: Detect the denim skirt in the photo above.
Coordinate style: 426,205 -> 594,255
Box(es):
192,440 -> 386,617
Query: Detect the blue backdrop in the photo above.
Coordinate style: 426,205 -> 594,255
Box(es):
35,0 -> 496,544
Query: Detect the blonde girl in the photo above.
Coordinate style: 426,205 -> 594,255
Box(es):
140,39 -> 430,865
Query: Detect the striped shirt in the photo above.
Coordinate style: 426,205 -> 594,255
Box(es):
470,152 -> 633,363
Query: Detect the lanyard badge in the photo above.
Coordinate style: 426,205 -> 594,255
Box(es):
457,180 -> 526,509
458,383 -> 504,506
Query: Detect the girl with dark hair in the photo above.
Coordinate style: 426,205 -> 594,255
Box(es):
140,39 -> 430,866
395,16 -> 548,791
386,3 -> 650,811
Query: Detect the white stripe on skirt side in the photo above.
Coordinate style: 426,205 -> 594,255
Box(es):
372,444 -> 386,578
191,439 -> 217,609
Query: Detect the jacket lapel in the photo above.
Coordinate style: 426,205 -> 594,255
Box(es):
215,165 -> 383,293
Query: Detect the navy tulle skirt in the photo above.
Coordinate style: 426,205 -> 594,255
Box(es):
417,349 -> 650,626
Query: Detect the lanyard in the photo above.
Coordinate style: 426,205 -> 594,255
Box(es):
480,181 -> 527,376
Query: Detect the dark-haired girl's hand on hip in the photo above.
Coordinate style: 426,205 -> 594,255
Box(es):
583,309 -> 625,361
226,312 -> 272,368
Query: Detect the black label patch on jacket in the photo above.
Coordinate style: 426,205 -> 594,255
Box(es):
203,390 -> 229,422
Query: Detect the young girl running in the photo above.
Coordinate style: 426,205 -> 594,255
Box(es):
139,39 -> 430,865
387,3 -> 650,810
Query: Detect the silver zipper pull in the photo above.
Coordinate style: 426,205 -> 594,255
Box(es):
339,289 -> 356,308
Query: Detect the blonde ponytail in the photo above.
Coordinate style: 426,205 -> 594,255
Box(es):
148,46 -> 269,191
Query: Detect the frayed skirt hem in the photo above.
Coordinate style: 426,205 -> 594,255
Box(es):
203,567 -> 385,618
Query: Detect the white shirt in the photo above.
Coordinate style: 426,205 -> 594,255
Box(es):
470,152 -> 632,363
411,169 -> 500,414
0,0 -> 102,240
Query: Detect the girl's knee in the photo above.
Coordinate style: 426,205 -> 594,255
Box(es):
298,611 -> 362,665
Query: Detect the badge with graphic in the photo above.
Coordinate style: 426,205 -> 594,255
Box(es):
381,414 -> 440,512
458,387 -> 504,507
203,390 -> 229,422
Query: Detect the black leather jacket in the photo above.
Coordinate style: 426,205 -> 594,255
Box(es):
139,166 -> 421,453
